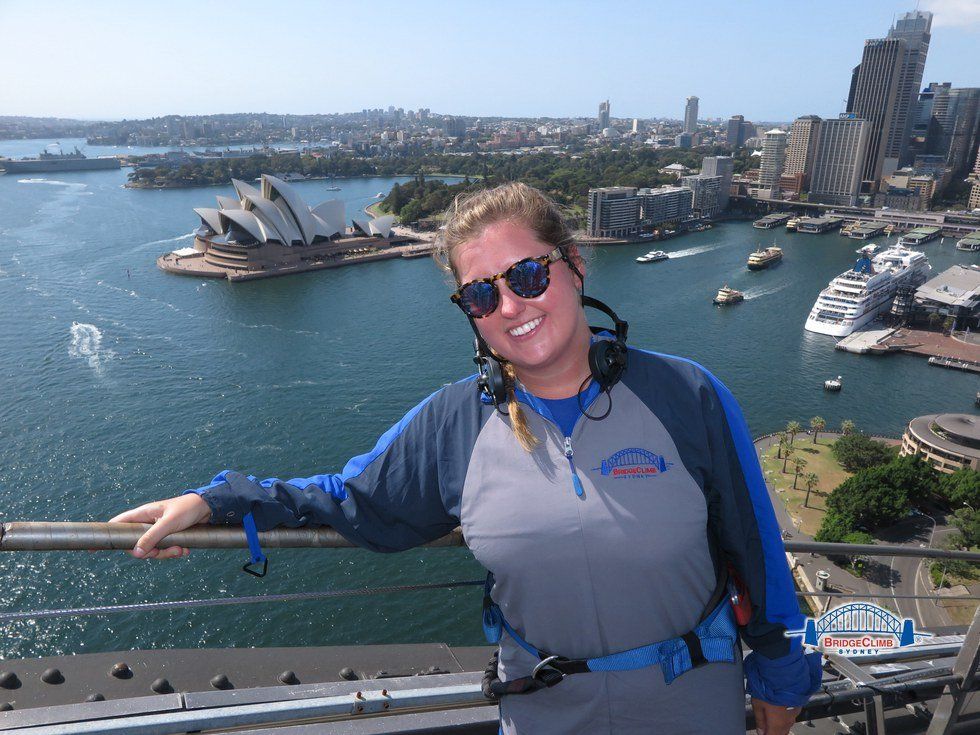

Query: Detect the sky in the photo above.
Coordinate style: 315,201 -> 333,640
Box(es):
1,0 -> 978,123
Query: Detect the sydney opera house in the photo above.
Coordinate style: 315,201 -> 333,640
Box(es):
157,174 -> 411,281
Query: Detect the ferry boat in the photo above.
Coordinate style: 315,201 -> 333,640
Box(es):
713,285 -> 744,305
636,250 -> 668,263
785,216 -> 802,232
804,245 -> 931,337
957,232 -> 980,251
746,245 -> 783,270
824,375 -> 843,391
897,226 -> 941,247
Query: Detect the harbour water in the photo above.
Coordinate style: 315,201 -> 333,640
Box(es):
0,140 -> 976,660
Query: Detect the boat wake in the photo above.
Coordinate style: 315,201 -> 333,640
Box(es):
69,322 -> 114,375
142,232 -> 195,248
668,243 -> 725,259
743,282 -> 790,300
17,178 -> 87,188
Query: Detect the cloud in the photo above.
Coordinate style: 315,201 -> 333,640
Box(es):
921,0 -> 980,29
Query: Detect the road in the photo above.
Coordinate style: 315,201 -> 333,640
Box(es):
754,433 -> 954,630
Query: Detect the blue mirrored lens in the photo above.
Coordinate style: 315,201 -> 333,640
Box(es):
507,260 -> 548,297
460,281 -> 497,317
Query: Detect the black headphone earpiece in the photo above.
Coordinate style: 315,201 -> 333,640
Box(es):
467,295 -> 628,414
473,337 -> 509,411
582,295 -> 629,393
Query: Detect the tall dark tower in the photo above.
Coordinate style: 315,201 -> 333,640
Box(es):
846,10 -> 932,188
886,10 -> 933,167
847,37 -> 905,186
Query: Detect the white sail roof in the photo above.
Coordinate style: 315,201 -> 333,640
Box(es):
193,207 -> 226,234
368,214 -> 396,238
262,175 -> 318,244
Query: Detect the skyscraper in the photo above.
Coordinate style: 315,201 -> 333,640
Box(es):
847,37 -> 905,185
846,10 -> 932,186
886,10 -> 932,167
945,88 -> 980,175
758,129 -> 788,199
597,100 -> 610,131
684,97 -> 699,134
783,116 -> 822,185
587,187 -> 638,238
726,115 -> 744,146
809,116 -> 870,206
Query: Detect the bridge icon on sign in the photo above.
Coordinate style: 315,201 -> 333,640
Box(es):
787,602 -> 932,651
595,448 -> 671,477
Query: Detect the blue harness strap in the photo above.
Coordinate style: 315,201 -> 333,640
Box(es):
241,512 -> 268,577
481,572 -> 738,686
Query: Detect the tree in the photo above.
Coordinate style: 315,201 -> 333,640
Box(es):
816,510 -> 855,543
840,419 -> 856,436
786,421 -> 802,445
939,468 -> 980,509
804,472 -> 819,508
793,457 -> 808,489
782,445 -> 795,474
776,433 -> 787,460
810,416 -> 826,443
831,433 -> 895,472
952,508 -> 980,548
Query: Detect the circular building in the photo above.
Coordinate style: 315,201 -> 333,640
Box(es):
901,413 -> 980,473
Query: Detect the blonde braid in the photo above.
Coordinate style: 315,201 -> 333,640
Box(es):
502,361 -> 539,452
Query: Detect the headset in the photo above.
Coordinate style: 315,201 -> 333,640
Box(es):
467,294 -> 629,417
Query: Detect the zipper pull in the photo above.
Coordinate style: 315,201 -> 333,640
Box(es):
563,436 -> 585,498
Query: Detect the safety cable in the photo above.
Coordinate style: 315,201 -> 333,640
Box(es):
0,579 -> 484,622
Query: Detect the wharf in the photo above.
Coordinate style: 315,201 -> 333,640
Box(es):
847,221 -> 887,240
752,212 -> 792,229
871,327 -> 980,363
796,216 -> 844,234
834,327 -> 897,353
929,356 -> 980,374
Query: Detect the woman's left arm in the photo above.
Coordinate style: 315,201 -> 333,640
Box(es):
699,373 -> 823,716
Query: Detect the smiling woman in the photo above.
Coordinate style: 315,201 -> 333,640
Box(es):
108,182 -> 821,735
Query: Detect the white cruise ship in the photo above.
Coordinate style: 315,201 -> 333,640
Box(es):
804,245 -> 931,337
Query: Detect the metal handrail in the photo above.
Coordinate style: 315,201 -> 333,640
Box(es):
3,522 -> 980,561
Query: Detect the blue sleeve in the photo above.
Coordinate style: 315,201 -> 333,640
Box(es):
183,379 -> 485,553
701,373 -> 822,706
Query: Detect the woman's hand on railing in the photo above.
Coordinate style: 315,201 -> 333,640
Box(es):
108,494 -> 212,559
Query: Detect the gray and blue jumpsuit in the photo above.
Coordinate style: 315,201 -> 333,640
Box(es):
189,347 -> 821,734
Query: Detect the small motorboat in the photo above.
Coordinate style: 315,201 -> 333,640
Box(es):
824,375 -> 843,391
855,243 -> 880,256
636,250 -> 669,263
713,285 -> 744,305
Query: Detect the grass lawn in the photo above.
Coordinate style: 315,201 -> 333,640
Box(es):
759,437 -> 853,536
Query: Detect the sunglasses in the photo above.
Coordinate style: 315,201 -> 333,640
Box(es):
450,247 -> 567,319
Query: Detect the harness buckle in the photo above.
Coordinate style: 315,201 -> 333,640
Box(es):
531,655 -> 566,687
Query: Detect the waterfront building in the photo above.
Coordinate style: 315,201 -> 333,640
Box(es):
597,100 -> 610,131
808,116 -> 869,206
170,174 -> 398,280
912,265 -> 980,330
847,36 -> 906,186
902,413 -> 980,473
586,186 -> 640,238
758,129 -> 787,199
783,115 -> 822,186
684,96 -> 699,134
680,174 -> 723,218
701,155 -> 734,210
637,185 -> 693,226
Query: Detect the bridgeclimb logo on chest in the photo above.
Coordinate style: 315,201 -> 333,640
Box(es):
592,448 -> 672,479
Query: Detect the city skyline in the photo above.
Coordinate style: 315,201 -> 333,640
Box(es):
1,0 -> 978,122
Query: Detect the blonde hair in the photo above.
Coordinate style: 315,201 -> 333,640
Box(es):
435,182 -> 581,452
